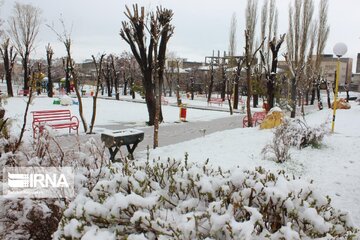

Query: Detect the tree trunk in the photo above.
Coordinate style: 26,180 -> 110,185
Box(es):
22,54 -> 30,95
65,57 -> 71,94
220,67 -> 226,101
310,85 -> 316,105
1,43 -> 15,97
233,61 -> 241,110
290,77 -> 297,118
107,77 -> 112,97
253,94 -> 258,108
114,75 -> 120,100
46,51 -> 53,98
267,78 -> 274,109
144,71 -> 156,125
207,65 -> 214,102
246,65 -> 253,127
89,55 -> 104,134
190,78 -> 194,100
73,71 -> 88,133
5,72 -> 13,97
326,80 -> 331,108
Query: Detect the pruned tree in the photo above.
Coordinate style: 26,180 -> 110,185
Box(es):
301,24 -> 317,113
164,51 -> 179,97
220,52 -> 227,101
310,0 -> 330,106
259,0 -> 286,110
244,0 -> 264,127
110,54 -> 120,100
233,57 -> 244,110
48,19 -> 88,132
89,54 -> 105,134
285,0 -> 314,118
102,56 -> 113,97
7,2 -> 41,95
0,38 -> 17,97
45,43 -> 54,97
228,13 -> 242,110
206,51 -> 216,103
120,4 -> 174,130
151,6 -> 174,148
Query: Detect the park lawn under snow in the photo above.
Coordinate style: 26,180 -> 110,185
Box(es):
3,95 -> 229,139
2,91 -> 360,231
144,101 -> 360,228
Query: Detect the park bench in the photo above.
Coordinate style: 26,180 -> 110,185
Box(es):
17,89 -> 30,96
242,111 -> 267,128
208,98 -> 224,106
31,109 -> 79,138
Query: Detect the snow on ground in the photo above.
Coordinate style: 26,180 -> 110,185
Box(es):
145,101 -> 360,227
3,95 -> 229,139
2,88 -> 360,228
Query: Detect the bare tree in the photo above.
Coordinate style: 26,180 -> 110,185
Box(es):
120,4 -> 174,130
89,54 -> 105,134
102,56 -> 113,97
228,13 -> 243,110
48,19 -> 88,132
244,0 -> 264,127
0,38 -> 17,97
164,51 -> 179,97
259,0 -> 286,110
285,0 -> 314,118
310,0 -> 330,106
45,43 -> 54,97
110,54 -> 120,100
206,51 -> 216,102
7,2 -> 41,95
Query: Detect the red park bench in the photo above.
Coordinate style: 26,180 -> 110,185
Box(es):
243,111 -> 267,128
208,98 -> 224,106
17,89 -> 30,96
31,109 -> 79,138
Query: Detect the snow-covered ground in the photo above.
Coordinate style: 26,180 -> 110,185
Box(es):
145,101 -> 360,227
2,94 -> 229,138
1,87 -> 360,229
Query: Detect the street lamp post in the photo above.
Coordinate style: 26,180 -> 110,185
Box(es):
331,42 -> 347,133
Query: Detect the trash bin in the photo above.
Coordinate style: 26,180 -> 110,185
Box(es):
179,104 -> 187,122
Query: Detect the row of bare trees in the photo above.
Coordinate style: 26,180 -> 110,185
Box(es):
220,0 -> 330,127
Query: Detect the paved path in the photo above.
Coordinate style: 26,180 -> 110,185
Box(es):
55,111 -> 246,160
96,114 -> 244,152
55,103 -> 317,159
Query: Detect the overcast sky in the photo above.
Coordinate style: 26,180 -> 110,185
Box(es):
1,0 -> 360,69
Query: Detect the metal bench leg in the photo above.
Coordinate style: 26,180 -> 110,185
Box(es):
126,141 -> 139,160
108,147 -> 119,161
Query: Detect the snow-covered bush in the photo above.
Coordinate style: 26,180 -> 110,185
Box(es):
262,119 -> 329,163
0,129 -> 108,240
285,119 -> 329,149
54,156 -> 358,239
262,119 -> 291,163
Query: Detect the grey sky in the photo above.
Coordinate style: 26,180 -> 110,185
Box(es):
1,0 -> 359,69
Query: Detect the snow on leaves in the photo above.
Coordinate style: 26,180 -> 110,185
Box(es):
54,157 -> 357,239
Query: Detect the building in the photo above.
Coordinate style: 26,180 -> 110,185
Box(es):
320,55 -> 352,87
356,53 -> 360,73
351,73 -> 360,92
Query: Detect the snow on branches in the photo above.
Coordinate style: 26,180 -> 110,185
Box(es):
54,156 -> 357,239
